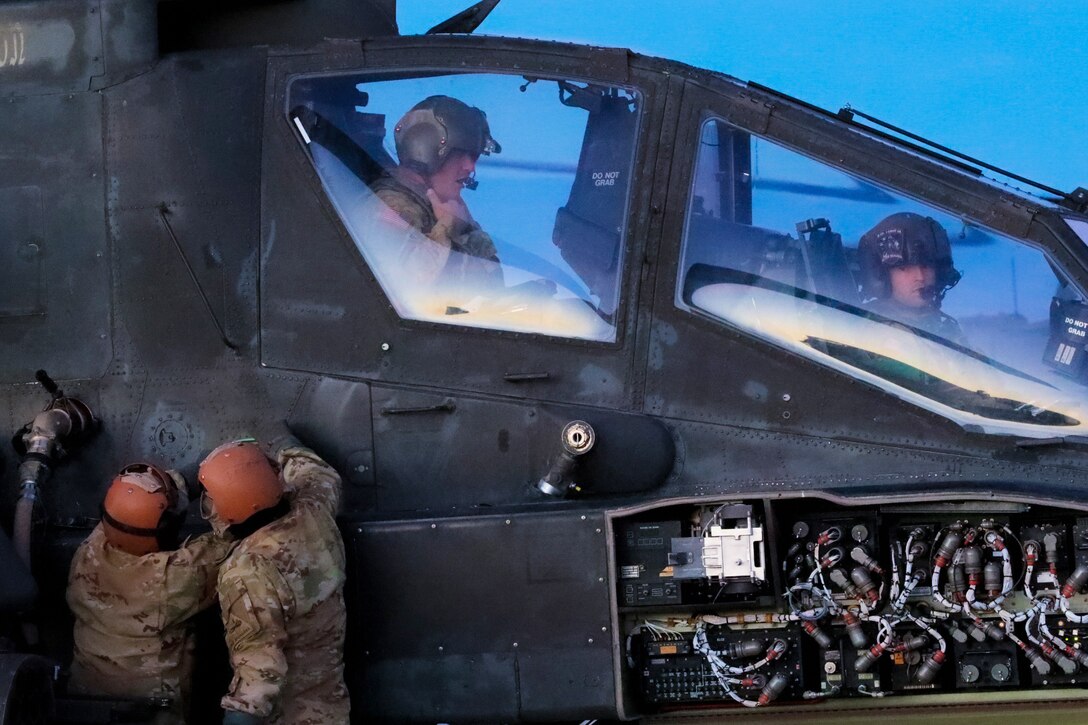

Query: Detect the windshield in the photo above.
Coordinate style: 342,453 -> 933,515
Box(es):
1067,216 -> 1088,251
287,72 -> 640,342
679,118 -> 1088,437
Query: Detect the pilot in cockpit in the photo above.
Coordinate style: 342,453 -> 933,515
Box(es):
858,212 -> 966,344
368,95 -> 504,291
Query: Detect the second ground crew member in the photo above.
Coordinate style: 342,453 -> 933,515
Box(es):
198,437 -> 349,724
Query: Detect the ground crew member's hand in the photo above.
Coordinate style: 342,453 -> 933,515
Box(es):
222,709 -> 263,725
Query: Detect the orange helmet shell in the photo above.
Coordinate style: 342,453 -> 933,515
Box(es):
198,441 -> 283,525
101,463 -> 177,556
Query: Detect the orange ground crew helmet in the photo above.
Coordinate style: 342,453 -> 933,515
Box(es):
101,463 -> 180,556
198,440 -> 283,525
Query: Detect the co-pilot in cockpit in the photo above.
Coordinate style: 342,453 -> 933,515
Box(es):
679,118 -> 1088,437
856,212 -> 965,345
287,72 -> 641,343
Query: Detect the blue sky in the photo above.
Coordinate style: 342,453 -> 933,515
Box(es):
397,1 -> 1086,197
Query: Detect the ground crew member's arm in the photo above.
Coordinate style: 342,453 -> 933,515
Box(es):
276,445 -> 342,515
374,188 -> 451,285
218,553 -> 294,719
163,531 -> 236,622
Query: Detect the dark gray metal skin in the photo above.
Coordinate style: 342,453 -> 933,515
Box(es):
3,11 -> 1088,720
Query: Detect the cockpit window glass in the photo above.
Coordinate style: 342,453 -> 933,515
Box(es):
1066,217 -> 1088,251
679,117 -> 1088,437
287,72 -> 641,342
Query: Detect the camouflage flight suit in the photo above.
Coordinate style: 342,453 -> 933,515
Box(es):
67,522 -> 234,724
370,171 -> 503,291
870,298 -> 968,346
217,446 -> 349,724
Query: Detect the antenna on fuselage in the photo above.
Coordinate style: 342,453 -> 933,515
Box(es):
426,0 -> 501,34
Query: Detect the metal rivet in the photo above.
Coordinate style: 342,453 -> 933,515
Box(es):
380,342 -> 390,351
782,393 -> 791,402
430,523 -> 436,529
601,626 -> 607,632
513,642 -> 518,648
598,577 -> 604,582
587,638 -> 594,644
438,646 -> 444,652
580,515 -> 587,521
505,519 -> 511,525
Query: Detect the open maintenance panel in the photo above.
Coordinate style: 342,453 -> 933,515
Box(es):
614,499 -> 1088,715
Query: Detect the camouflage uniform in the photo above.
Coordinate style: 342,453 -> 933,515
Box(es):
67,523 -> 234,723
217,446 -> 349,724
870,298 -> 967,345
370,170 -> 503,290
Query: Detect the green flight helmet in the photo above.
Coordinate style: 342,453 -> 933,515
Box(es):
393,95 -> 501,175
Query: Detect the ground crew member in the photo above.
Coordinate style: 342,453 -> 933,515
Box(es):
198,437 -> 349,724
369,94 -> 504,291
67,462 -> 234,724
858,211 -> 966,343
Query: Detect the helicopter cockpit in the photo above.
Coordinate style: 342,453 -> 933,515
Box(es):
679,118 -> 1088,438
288,72 -> 640,343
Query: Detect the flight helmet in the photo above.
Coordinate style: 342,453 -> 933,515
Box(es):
198,440 -> 282,525
857,212 -> 962,302
393,95 -> 501,175
101,462 -> 185,556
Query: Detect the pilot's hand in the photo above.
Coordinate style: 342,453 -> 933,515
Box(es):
459,229 -> 499,262
427,188 -> 475,230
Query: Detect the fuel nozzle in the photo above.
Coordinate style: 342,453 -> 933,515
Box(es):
14,370 -> 98,491
535,420 -> 595,497
913,650 -> 945,685
1061,566 -> 1088,599
757,674 -> 789,706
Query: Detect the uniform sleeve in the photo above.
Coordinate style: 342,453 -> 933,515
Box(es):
373,188 -> 452,286
162,531 -> 236,624
277,446 -> 342,516
218,553 -> 294,718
